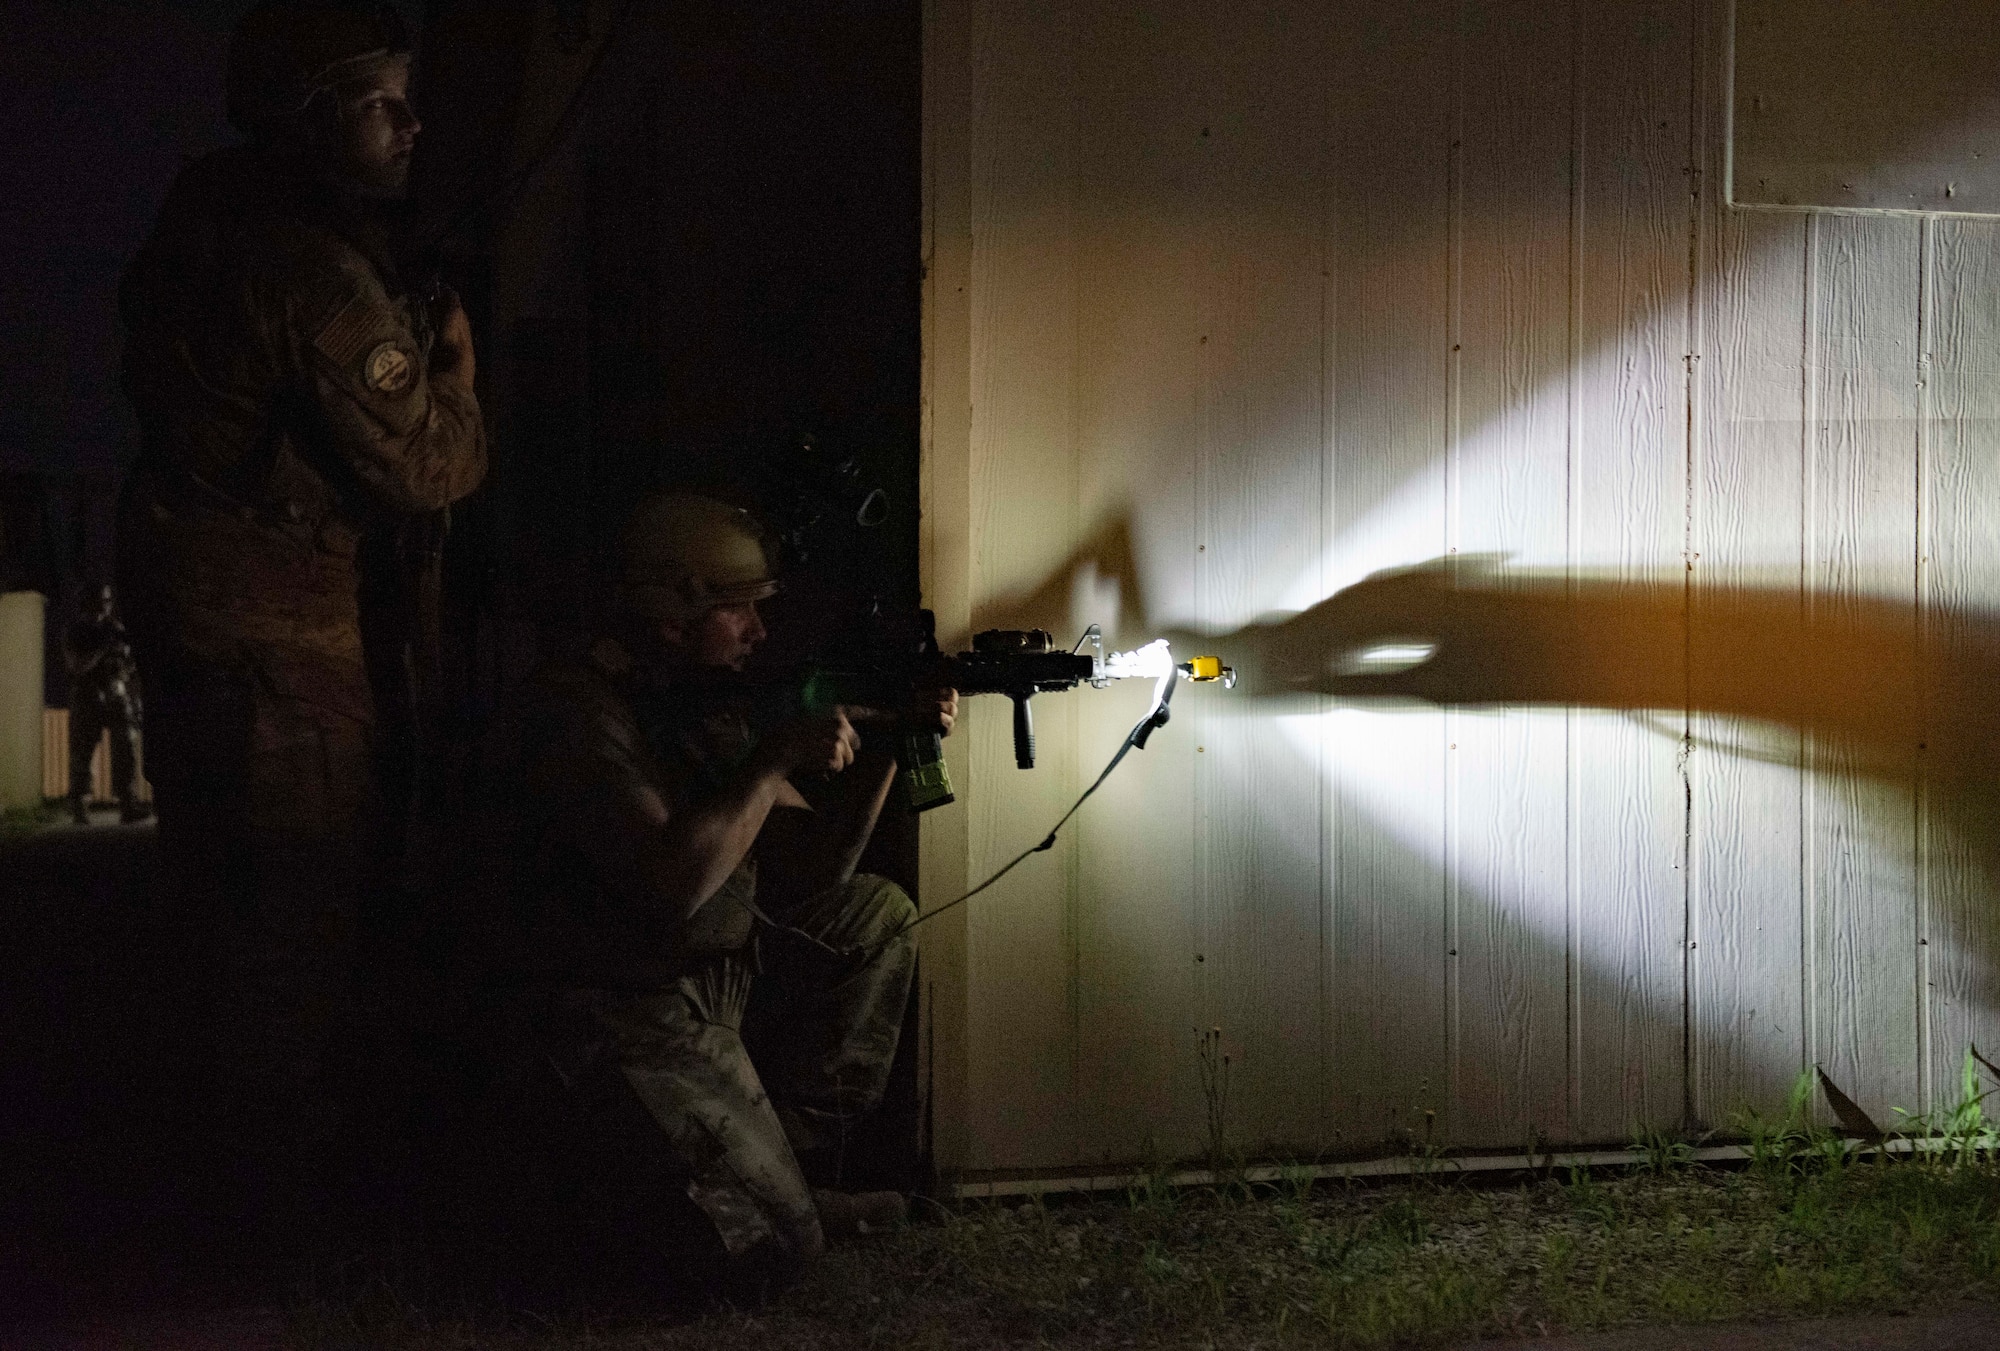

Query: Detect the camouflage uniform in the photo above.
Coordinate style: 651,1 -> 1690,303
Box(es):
63,601 -> 144,821
508,640 -> 915,1267
115,144 -> 486,1228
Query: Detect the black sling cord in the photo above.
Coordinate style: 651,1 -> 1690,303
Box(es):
744,676 -> 1180,965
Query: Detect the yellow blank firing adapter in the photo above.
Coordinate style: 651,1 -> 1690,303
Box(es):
1179,655 -> 1237,688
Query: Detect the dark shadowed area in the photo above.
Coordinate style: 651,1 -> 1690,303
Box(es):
0,1 -> 244,477
1,0 -> 924,1328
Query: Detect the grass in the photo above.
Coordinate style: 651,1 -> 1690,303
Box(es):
0,798 -> 65,844
283,1085 -> 2000,1349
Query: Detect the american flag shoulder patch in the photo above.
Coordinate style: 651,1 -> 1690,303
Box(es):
313,288 -> 383,371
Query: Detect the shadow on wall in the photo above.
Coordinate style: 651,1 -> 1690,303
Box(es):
1179,556 -> 2000,1023
975,529 -> 1995,1144
1198,556 -> 1965,792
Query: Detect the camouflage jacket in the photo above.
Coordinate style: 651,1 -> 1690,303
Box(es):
117,146 -> 486,722
507,638 -> 764,991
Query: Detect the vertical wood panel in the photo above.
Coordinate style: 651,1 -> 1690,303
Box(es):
919,0 -> 978,1174
927,0 -> 1983,1174
1067,1 -> 1208,1169
1689,0 -> 1811,1120
1570,0 -> 1695,1140
1809,213 -> 1922,1119
963,0 -> 1082,1169
1324,0 -> 1455,1155
43,707 -> 65,800
1921,218 -> 2000,1102
1189,0 -> 1333,1157
1448,0 -> 1577,1149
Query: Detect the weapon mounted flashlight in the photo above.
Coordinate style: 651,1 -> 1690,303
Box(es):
897,625 -> 1234,812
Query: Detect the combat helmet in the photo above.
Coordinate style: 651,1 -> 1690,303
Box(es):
226,0 -> 413,136
620,493 -> 780,625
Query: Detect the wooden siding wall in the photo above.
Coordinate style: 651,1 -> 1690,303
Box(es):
920,0 -> 2000,1175
40,708 -> 151,805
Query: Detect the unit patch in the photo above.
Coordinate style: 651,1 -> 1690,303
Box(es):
365,341 -> 415,394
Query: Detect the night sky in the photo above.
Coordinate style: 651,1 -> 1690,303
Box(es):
2,2 -> 242,477
0,2 -> 417,477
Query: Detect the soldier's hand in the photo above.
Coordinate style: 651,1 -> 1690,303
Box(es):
431,295 -> 476,388
759,709 -> 861,779
912,687 -> 958,738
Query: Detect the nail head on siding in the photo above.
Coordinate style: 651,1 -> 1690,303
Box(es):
1448,949 -> 1458,957
1198,544 -> 1206,551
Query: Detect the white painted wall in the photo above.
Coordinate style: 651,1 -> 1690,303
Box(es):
920,0 -> 2000,1177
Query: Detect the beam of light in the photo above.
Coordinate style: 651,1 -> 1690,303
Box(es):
1333,640 -> 1437,677
1116,219 -> 1911,1127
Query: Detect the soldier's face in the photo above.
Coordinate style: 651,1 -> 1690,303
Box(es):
333,56 -> 420,199
671,602 -> 768,672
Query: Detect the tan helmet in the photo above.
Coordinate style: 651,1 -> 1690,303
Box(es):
620,493 -> 779,624
226,0 -> 413,136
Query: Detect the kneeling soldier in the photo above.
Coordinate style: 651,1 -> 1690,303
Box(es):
506,492 -> 952,1290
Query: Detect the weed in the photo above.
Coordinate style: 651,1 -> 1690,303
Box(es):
1562,1163 -> 1619,1227
1530,1126 -> 1557,1181
1391,1085 -> 1454,1185
1735,1066 -> 1843,1191
1124,1136 -> 1177,1214
1194,1026 -> 1239,1190
1630,1122 -> 1700,1175
1892,1051 -> 1999,1170
1297,1216 -> 1369,1270
0,799 -> 64,844
1373,1196 -> 1430,1248
1275,1157 -> 1319,1206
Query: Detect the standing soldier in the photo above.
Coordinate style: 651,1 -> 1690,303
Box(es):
62,583 -> 146,826
116,0 -> 486,1261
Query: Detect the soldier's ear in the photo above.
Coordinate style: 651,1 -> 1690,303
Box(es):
284,88 -> 343,153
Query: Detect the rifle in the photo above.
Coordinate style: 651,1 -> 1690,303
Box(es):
787,611 -> 1233,812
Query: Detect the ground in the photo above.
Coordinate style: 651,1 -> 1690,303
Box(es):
6,812 -> 2000,1349
11,1167 -> 2000,1349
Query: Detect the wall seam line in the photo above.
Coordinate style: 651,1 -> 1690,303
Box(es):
1680,0 -> 1707,1133
1800,210 -> 1820,1091
1564,0 -> 1587,1134
1444,0 -> 1468,1143
1914,212 -> 1935,1115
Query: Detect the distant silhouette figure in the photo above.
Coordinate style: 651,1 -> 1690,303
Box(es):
62,583 -> 145,825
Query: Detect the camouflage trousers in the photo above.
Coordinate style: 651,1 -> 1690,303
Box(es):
140,664 -> 385,1251
540,875 -> 915,1267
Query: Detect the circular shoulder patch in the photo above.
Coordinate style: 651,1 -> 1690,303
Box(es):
364,341 -> 415,394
